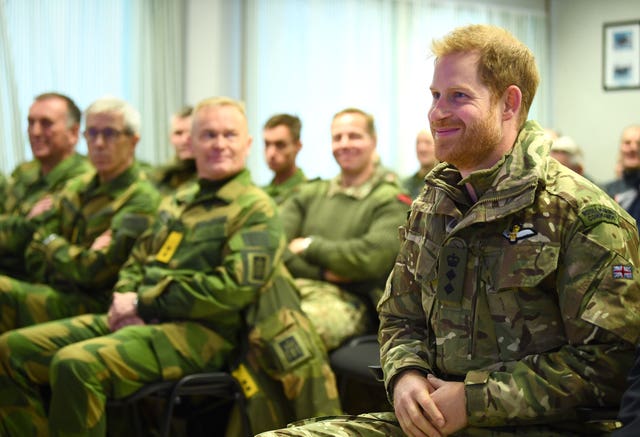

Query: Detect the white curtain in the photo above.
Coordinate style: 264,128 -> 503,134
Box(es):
242,0 -> 549,185
0,0 -> 185,174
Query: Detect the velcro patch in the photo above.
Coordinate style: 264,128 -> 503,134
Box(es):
250,254 -> 269,282
613,265 -> 633,279
269,330 -> 313,371
231,364 -> 259,398
578,205 -> 619,228
155,231 -> 183,263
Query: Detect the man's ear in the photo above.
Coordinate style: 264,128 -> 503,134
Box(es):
502,85 -> 522,122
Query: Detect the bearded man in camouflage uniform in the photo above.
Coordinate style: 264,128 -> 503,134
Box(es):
258,24 -> 640,437
0,97 -> 339,436
0,96 -> 160,334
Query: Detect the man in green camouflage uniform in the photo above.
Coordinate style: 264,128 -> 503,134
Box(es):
150,105 -> 197,196
281,108 -> 411,352
3,92 -> 92,216
0,97 -> 339,436
0,93 -> 93,277
262,113 -> 308,205
258,24 -> 640,437
0,96 -> 161,333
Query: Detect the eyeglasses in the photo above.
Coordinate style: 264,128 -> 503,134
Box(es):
83,127 -> 130,143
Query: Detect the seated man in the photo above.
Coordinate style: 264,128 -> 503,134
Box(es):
3,92 -> 92,216
150,105 -> 197,195
0,96 -> 339,436
1,92 -> 93,277
280,107 -> 410,351
0,96 -> 161,333
258,24 -> 640,437
262,113 -> 308,205
402,128 -> 437,199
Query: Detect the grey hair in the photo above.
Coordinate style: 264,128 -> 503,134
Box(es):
85,96 -> 141,135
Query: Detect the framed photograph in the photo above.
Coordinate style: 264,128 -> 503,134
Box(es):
603,21 -> 640,90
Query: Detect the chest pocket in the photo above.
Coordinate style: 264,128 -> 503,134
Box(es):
484,241 -> 565,361
176,218 -> 227,270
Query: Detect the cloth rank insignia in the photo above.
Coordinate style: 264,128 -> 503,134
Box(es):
502,224 -> 537,244
436,243 -> 467,304
155,231 -> 183,263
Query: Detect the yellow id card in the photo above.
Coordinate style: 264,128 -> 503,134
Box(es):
155,231 -> 183,263
231,363 -> 259,398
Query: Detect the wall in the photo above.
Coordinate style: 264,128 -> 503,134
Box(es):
184,0 -> 243,104
550,0 -> 640,184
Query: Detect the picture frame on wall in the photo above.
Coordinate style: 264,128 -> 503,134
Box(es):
603,20 -> 640,90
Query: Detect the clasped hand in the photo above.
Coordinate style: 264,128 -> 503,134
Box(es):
393,370 -> 468,437
107,292 -> 145,332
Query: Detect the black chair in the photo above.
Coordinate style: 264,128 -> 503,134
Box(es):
107,371 -> 252,437
329,334 -> 389,413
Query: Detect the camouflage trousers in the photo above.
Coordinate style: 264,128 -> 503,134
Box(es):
0,314 -> 233,436
0,274 -> 108,334
256,412 -> 616,436
295,278 -> 370,351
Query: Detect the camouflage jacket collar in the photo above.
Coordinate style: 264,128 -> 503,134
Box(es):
177,169 -> 253,205
31,153 -> 87,188
327,164 -> 396,199
85,161 -> 143,198
426,120 -> 550,220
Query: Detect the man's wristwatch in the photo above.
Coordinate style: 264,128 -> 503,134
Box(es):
42,233 -> 58,245
300,237 -> 313,252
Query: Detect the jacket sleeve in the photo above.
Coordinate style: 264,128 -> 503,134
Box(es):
24,186 -> 160,292
378,224 -> 436,401
302,193 -> 406,280
134,196 -> 284,323
463,216 -> 640,426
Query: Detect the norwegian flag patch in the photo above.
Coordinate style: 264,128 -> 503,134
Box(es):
613,265 -> 633,279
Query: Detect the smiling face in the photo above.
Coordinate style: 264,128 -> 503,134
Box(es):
27,97 -> 79,172
192,104 -> 252,181
428,51 -> 506,176
331,112 -> 376,178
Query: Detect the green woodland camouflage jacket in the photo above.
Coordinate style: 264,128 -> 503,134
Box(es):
149,157 -> 197,196
0,163 -> 160,299
379,120 -> 640,432
3,153 -> 93,215
114,170 -> 340,432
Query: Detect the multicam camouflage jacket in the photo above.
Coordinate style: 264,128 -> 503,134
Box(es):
3,153 -> 93,215
0,163 -> 160,299
379,120 -> 640,432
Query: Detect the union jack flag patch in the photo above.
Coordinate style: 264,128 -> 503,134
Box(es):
613,265 -> 633,279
